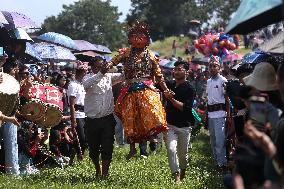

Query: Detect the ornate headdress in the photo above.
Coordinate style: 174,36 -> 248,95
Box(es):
127,21 -> 150,48
127,21 -> 150,36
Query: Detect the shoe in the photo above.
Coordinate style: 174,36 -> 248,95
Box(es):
140,154 -> 148,159
126,149 -> 137,160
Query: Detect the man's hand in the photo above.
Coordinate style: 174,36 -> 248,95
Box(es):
163,90 -> 174,100
62,116 -> 71,122
10,116 -> 20,127
100,62 -> 110,75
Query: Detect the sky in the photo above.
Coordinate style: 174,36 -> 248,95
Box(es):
1,0 -> 132,26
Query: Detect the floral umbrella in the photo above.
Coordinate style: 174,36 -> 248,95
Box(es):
33,42 -> 76,62
1,11 -> 39,30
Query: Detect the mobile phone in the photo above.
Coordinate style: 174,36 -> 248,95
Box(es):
249,100 -> 268,132
0,47 -> 4,57
38,128 -> 42,134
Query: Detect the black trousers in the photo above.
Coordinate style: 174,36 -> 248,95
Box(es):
85,114 -> 116,163
75,118 -> 87,155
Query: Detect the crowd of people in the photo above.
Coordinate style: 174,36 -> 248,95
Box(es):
0,20 -> 283,189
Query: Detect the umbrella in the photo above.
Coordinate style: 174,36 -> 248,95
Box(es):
159,59 -> 170,66
226,0 -> 283,34
1,11 -> 39,29
74,51 -> 103,62
74,40 -> 100,52
191,56 -> 210,65
0,12 -> 9,25
25,42 -> 42,61
223,53 -> 243,63
95,44 -> 112,54
10,28 -> 33,41
163,60 -> 176,69
37,32 -> 78,50
33,42 -> 76,62
259,31 -> 284,54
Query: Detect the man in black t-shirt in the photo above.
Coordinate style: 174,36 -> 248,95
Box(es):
163,61 -> 195,184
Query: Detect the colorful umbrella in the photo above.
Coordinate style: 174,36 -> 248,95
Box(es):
226,0 -> 283,34
74,40 -> 100,52
37,32 -> 78,50
33,42 -> 76,62
1,11 -> 39,29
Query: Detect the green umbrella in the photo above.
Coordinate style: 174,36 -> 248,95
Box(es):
225,0 -> 283,34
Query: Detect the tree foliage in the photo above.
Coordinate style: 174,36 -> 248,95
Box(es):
127,0 -> 241,40
41,0 -> 127,50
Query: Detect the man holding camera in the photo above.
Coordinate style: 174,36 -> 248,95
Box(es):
206,56 -> 229,172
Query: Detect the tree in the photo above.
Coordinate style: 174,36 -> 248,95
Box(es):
41,0 -> 127,50
127,0 -> 241,40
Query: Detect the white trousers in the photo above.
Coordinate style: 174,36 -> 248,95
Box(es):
165,125 -> 191,174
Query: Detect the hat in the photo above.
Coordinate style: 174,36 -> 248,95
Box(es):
243,62 -> 278,91
209,55 -> 221,66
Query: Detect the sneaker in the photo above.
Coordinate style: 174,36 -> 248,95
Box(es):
140,154 -> 148,159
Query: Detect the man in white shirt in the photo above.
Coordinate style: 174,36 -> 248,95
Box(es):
67,65 -> 87,161
206,56 -> 229,172
83,56 -> 123,178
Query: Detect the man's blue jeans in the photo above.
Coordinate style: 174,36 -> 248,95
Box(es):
3,122 -> 19,175
114,115 -> 125,146
208,117 -> 227,166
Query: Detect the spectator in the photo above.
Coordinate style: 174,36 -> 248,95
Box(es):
206,56 -> 229,172
67,65 -> 87,161
2,58 -> 20,175
163,61 -> 195,184
83,56 -> 122,178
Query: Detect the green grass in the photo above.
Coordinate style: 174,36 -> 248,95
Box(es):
0,129 -> 224,189
149,36 -> 191,59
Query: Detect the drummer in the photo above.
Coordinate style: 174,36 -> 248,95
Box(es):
67,63 -> 88,161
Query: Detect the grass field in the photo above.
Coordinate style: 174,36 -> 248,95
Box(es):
0,129 -> 224,189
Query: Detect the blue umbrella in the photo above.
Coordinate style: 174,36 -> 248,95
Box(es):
25,42 -> 42,61
37,32 -> 78,50
94,44 -> 112,54
163,60 -> 176,69
33,42 -> 76,62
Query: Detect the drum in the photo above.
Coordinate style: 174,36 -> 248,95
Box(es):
44,84 -> 63,110
36,103 -> 62,128
0,72 -> 20,116
20,99 -> 46,121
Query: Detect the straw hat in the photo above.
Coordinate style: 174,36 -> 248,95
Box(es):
243,62 -> 278,91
